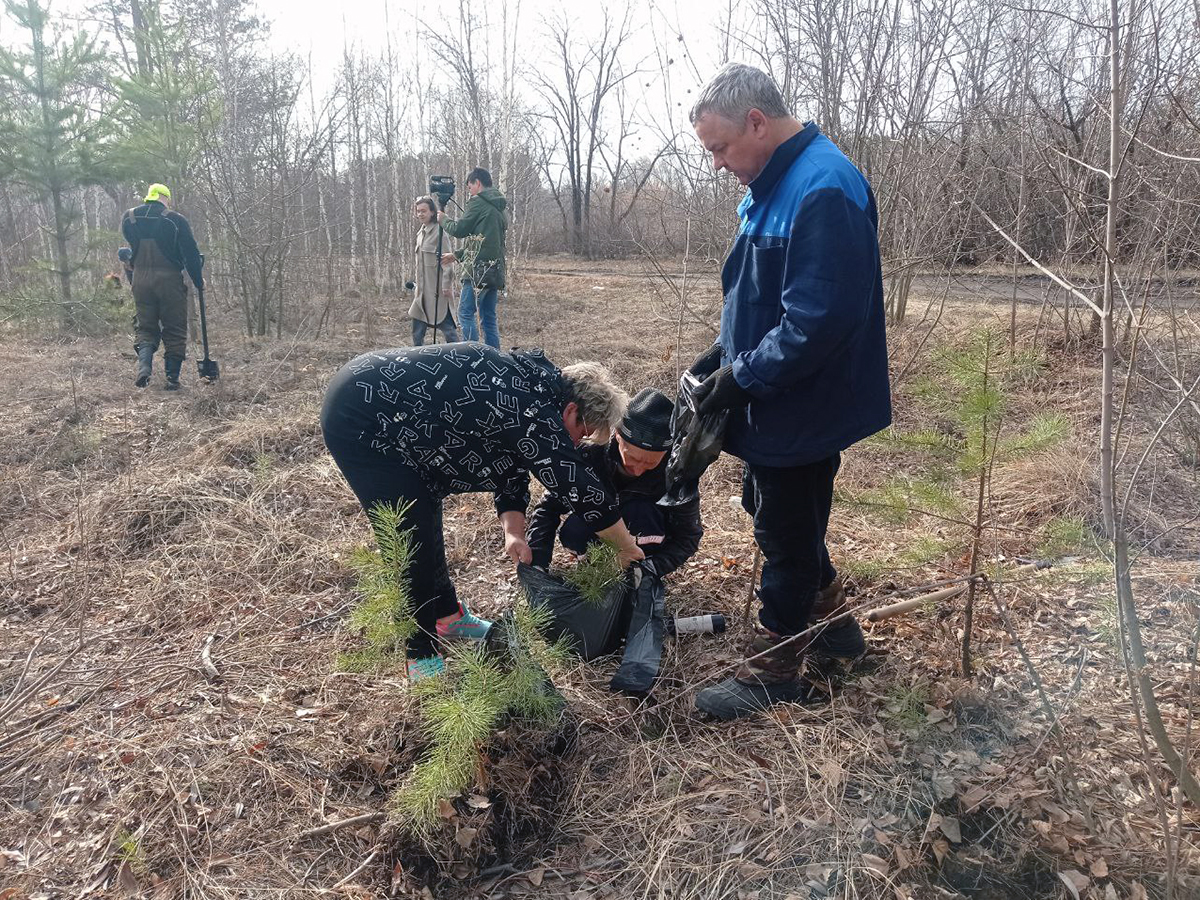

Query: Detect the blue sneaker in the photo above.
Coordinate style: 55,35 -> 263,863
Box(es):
406,655 -> 446,682
437,607 -> 493,642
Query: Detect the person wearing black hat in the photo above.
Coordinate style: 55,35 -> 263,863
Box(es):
527,388 -> 703,577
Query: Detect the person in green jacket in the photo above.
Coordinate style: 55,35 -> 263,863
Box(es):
438,167 -> 507,348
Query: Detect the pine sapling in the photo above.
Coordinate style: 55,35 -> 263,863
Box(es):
337,501 -> 418,673
561,540 -> 624,605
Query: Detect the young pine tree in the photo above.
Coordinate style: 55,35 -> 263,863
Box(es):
0,0 -> 118,324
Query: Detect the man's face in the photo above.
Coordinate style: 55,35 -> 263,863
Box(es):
562,402 -> 595,446
693,110 -> 773,186
414,202 -> 434,224
467,178 -> 483,196
615,433 -> 667,477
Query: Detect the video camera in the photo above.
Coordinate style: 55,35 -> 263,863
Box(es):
429,175 -> 455,209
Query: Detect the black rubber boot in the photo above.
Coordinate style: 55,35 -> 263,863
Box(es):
807,579 -> 866,662
134,344 -> 155,388
164,354 -> 184,391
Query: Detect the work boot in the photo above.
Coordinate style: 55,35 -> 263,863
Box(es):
695,631 -> 820,721
164,354 -> 184,391
807,578 -> 866,664
133,344 -> 155,388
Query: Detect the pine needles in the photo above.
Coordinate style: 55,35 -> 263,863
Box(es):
560,540 -> 624,604
337,501 -> 418,674
389,598 -> 569,835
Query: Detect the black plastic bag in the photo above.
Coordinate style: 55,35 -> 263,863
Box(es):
609,561 -> 667,695
517,563 -> 629,661
662,371 -> 729,507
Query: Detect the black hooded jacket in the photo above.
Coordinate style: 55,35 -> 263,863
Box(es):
120,201 -> 205,288
527,438 -> 703,576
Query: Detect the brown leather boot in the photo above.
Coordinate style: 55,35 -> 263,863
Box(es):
808,578 -> 866,666
696,631 -> 821,720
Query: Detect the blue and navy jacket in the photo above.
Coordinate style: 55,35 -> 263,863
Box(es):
719,123 -> 892,466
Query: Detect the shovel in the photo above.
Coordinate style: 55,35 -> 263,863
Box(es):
195,257 -> 220,381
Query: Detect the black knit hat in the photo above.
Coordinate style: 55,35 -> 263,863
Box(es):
618,388 -> 674,451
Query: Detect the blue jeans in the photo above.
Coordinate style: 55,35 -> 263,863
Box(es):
458,282 -> 500,348
742,455 -> 840,636
412,314 -> 459,346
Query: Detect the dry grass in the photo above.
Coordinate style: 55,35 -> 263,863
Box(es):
1,266 -> 1198,899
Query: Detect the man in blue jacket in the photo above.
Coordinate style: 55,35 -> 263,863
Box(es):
687,63 -> 892,720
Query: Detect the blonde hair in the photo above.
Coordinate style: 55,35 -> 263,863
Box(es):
561,362 -> 629,444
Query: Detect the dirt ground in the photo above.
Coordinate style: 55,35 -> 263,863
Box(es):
1,259 -> 1198,899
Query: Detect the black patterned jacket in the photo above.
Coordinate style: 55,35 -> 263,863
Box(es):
321,344 -> 621,528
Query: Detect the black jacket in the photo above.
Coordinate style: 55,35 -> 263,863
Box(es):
320,344 -> 621,527
527,439 -> 703,576
120,201 -> 205,289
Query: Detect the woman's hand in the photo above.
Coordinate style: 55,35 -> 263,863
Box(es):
616,543 -> 645,569
595,520 -> 645,569
498,510 -> 531,565
504,532 -> 533,565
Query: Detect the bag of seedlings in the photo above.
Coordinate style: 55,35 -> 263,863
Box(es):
517,561 -> 629,661
662,371 -> 729,507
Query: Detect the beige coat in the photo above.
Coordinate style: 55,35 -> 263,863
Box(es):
409,223 -> 453,325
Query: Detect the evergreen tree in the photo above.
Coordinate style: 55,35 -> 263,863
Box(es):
0,0 -> 117,323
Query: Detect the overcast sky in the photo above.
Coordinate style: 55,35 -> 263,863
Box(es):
254,0 -> 751,140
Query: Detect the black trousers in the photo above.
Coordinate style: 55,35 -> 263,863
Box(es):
742,455 -> 840,636
323,432 -> 459,659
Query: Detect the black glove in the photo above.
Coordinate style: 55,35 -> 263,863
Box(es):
692,365 -> 750,417
687,344 -> 723,380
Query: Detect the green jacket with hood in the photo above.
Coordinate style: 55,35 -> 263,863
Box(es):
442,186 -> 507,289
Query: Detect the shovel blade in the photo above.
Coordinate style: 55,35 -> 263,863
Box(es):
197,358 -> 221,381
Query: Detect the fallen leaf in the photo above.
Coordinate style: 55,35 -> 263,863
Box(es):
437,799 -> 456,820
818,760 -> 844,789
467,795 -> 491,810
1089,858 -> 1109,878
119,752 -> 137,765
116,861 -> 141,897
582,834 -> 604,852
957,784 -> 988,810
746,749 -> 772,770
931,838 -> 950,864
527,868 -> 545,887
862,853 -> 890,877
1058,870 -> 1089,900
931,771 -> 956,800
936,815 -> 962,844
894,845 -> 911,870
726,841 -> 748,856
1130,883 -> 1148,900
454,827 -> 478,849
0,889 -> 19,900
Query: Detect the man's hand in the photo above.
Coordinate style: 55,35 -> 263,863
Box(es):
437,211 -> 448,224
693,365 -> 750,417
440,252 -> 455,266
687,344 -> 723,380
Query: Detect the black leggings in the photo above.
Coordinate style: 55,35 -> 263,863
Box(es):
323,433 -> 459,659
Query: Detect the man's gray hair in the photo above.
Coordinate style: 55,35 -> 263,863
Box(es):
561,362 -> 629,444
689,62 -> 790,125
